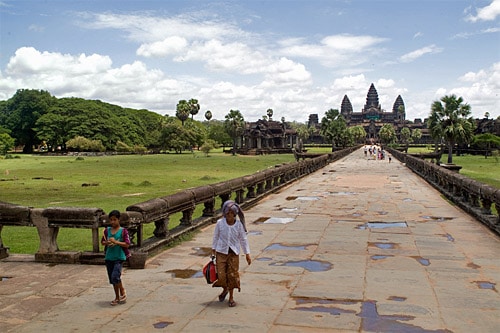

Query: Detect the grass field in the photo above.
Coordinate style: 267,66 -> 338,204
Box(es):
1,147 -> 498,254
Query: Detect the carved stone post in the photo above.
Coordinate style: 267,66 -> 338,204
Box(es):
180,208 -> 194,226
153,217 -> 169,238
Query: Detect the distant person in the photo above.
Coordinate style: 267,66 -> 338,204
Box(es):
101,210 -> 130,306
211,200 -> 251,307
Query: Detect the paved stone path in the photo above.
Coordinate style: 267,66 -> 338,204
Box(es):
1,148 -> 499,332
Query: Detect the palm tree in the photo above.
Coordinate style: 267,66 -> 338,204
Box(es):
266,108 -> 273,120
428,95 -> 475,164
378,124 -> 396,145
224,109 -> 245,156
176,100 -> 190,126
188,98 -> 200,120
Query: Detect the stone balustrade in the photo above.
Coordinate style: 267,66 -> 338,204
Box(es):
388,148 -> 500,235
0,146 -> 358,268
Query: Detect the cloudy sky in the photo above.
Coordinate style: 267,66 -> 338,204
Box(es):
1,0 -> 499,122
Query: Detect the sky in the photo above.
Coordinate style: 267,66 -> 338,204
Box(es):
0,0 -> 499,123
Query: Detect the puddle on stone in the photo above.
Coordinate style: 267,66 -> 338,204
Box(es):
279,207 -> 299,213
191,247 -> 212,256
421,216 -> 454,222
264,217 -> 295,224
411,256 -> 430,266
264,243 -> 311,251
287,196 -> 320,201
377,211 -> 389,215
371,255 -> 393,260
443,233 -> 455,242
352,212 -> 363,217
329,191 -> 357,195
256,257 -> 273,261
403,198 -> 413,202
248,230 -> 262,236
388,296 -> 407,302
165,269 -> 201,279
474,281 -> 497,292
271,260 -> 332,272
467,262 -> 481,269
368,242 -> 396,249
293,298 -> 451,333
1,276 -> 11,281
358,222 -> 407,229
253,216 -> 270,224
153,321 -> 173,329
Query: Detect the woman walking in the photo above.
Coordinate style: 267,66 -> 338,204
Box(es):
211,200 -> 251,307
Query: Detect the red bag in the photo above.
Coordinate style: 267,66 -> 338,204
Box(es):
203,256 -> 217,284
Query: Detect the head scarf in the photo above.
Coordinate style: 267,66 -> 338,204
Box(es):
222,200 -> 247,232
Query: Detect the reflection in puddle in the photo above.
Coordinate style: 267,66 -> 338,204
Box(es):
248,230 -> 263,236
475,281 -> 497,292
444,233 -> 455,242
371,255 -> 393,260
271,260 -> 332,272
264,217 -> 295,224
264,243 -> 311,251
153,321 -> 173,329
293,298 -> 452,332
280,207 -> 299,213
357,222 -> 407,229
352,213 -> 363,217
421,216 -> 454,222
388,296 -> 407,302
403,198 -> 413,202
165,269 -> 202,279
369,242 -> 396,249
287,196 -> 320,201
256,257 -> 273,261
329,191 -> 357,195
191,247 -> 212,256
377,211 -> 389,215
1,276 -> 11,281
411,256 -> 430,266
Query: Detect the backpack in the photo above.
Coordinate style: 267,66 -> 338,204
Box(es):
203,256 -> 217,284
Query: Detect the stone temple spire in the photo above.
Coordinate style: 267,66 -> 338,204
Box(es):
392,95 -> 405,114
340,95 -> 353,117
364,83 -> 379,111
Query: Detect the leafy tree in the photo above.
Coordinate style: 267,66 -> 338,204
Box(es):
160,118 -> 196,153
2,89 -> 55,153
349,125 -> 367,144
188,98 -> 200,120
207,120 -> 231,148
0,133 -> 15,155
399,127 -> 412,152
200,139 -> 218,157
411,128 -> 422,144
66,136 -> 105,152
428,95 -> 475,164
184,118 -> 207,150
320,109 -> 348,151
472,133 -> 500,159
378,124 -> 396,145
224,109 -> 245,156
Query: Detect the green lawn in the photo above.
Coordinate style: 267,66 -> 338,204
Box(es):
1,150 -> 297,253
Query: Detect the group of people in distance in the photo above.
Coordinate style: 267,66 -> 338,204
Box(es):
101,199 -> 251,308
364,145 -> 391,162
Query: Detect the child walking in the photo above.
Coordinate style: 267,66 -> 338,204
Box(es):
101,210 -> 130,306
211,200 -> 251,307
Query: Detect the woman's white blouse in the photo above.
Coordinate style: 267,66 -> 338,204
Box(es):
212,218 -> 250,255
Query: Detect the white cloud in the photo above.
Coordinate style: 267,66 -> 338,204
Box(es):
399,45 -> 443,63
465,0 -> 500,22
434,62 -> 500,118
137,36 -> 188,57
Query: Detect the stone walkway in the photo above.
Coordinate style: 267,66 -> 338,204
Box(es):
1,148 -> 499,332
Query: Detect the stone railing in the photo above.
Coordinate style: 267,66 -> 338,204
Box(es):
0,146 -> 359,268
387,148 -> 500,235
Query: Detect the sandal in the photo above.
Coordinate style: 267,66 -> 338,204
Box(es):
119,294 -> 127,303
110,299 -> 119,306
218,291 -> 228,302
228,300 -> 237,307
